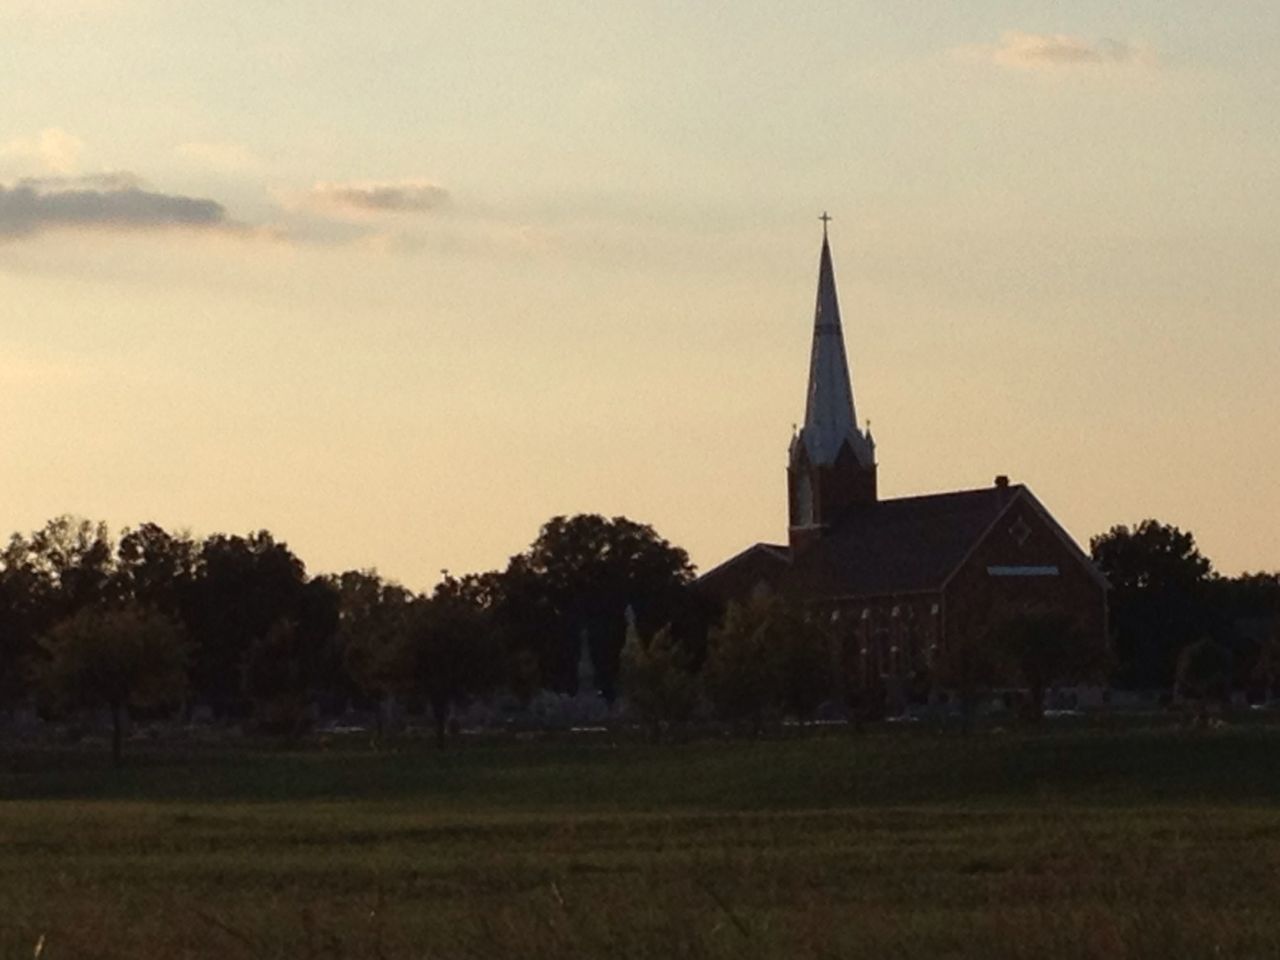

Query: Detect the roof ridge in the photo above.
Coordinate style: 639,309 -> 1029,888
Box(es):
695,541 -> 792,583
876,484 -> 1025,506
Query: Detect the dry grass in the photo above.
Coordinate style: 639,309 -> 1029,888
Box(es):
3,728 -> 1280,958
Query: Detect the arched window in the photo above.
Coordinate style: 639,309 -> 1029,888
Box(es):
795,474 -> 814,526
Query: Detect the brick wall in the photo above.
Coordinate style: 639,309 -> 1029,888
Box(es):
943,491 -> 1107,652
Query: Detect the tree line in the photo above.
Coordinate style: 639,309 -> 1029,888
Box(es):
1091,520 -> 1280,704
0,513 -> 1276,762
0,514 -> 697,762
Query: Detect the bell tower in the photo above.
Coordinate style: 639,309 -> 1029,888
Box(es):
788,215 -> 877,551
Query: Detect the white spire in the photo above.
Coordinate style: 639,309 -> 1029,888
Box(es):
796,219 -> 874,467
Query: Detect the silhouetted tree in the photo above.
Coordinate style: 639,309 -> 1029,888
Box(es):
934,595 -> 1006,735
242,578 -> 341,731
1,517 -> 114,625
620,621 -> 699,742
239,580 -> 341,734
242,620 -> 305,734
0,536 -> 45,708
478,558 -> 561,701
114,523 -> 198,617
1208,572 -> 1280,616
403,577 -> 502,748
833,624 -> 888,730
513,514 -> 695,698
329,569 -> 415,737
34,604 -> 187,765
768,601 -> 835,722
1091,520 -> 1214,689
990,607 -> 1106,722
27,516 -> 117,616
1207,572 -> 1280,698
1251,617 -> 1280,702
1175,637 -> 1234,725
184,531 -> 313,716
703,599 -> 777,734
1,517 -> 115,709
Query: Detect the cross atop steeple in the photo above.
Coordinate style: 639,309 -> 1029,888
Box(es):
819,211 -> 832,236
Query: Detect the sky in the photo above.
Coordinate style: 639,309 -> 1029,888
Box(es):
2,1 -> 1277,588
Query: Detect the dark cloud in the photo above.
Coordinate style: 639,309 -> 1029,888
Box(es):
309,179 -> 449,214
0,175 -> 228,239
17,171 -> 144,191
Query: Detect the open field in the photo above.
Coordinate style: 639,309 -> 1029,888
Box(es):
4,727 -> 1280,959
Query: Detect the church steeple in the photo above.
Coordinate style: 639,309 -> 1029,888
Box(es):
800,217 -> 874,468
788,215 -> 877,548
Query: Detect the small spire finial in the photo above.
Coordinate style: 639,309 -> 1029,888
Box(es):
819,211 -> 832,237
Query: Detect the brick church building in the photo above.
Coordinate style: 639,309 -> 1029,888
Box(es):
698,220 -> 1108,698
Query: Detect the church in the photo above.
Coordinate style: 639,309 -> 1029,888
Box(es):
698,219 -> 1108,700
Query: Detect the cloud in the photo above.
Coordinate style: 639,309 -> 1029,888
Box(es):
0,175 -> 232,240
0,128 -> 85,174
305,179 -> 450,215
960,31 -> 1153,70
0,162 -> 462,250
18,172 -> 143,191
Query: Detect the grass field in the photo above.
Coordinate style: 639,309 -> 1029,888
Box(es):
4,725 -> 1280,959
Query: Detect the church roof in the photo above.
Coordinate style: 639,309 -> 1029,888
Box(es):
786,485 -> 1019,596
696,541 -> 791,583
701,483 -> 1106,601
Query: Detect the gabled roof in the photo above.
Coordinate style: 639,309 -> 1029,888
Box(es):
1005,487 -> 1110,592
787,485 -> 1017,596
696,541 -> 791,584
699,483 -> 1108,603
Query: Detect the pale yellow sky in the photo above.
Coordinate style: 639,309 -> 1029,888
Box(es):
2,2 -> 1277,587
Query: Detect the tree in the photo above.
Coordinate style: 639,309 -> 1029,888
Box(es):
240,579 -> 341,733
933,595 -> 1006,735
1175,637 -> 1234,725
1207,572 -> 1280,699
242,619 -> 306,734
34,604 -> 187,765
1251,618 -> 1280,702
990,607 -> 1105,722
1,517 -> 115,710
833,626 -> 888,730
0,536 -> 45,708
184,531 -> 316,716
25,516 -> 117,616
114,523 -> 198,617
767,602 -> 834,723
329,570 -> 415,738
620,620 -> 699,742
1091,520 -> 1214,689
403,577 -> 502,748
515,514 -> 695,698
481,558 -> 562,702
703,599 -> 778,734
